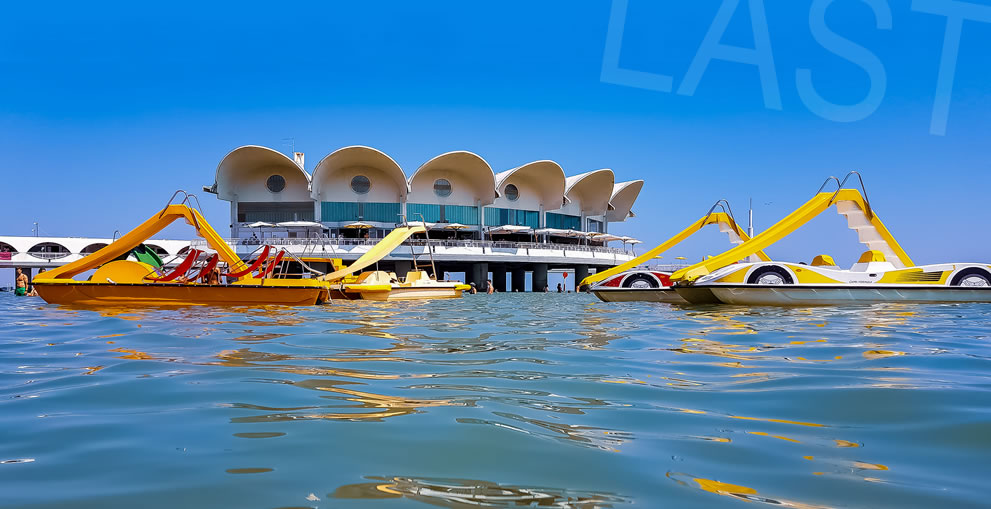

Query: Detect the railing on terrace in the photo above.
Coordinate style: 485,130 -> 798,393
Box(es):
192,237 -> 631,255
28,251 -> 72,260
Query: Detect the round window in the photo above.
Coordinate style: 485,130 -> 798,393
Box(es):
266,174 -> 286,193
350,175 -> 371,194
505,184 -> 519,201
433,178 -> 452,197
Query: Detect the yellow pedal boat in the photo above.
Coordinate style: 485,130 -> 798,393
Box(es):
32,195 -> 329,306
671,173 -> 991,306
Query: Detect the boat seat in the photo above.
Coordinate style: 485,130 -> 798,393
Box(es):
405,271 -> 430,284
192,253 -> 219,283
224,245 -> 271,278
146,249 -> 203,282
850,250 -> 896,272
810,254 -> 837,267
356,270 -> 391,284
256,250 -> 285,279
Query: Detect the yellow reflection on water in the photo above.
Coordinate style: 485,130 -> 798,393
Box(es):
729,414 -> 825,428
668,472 -> 832,508
669,338 -> 765,361
747,431 -> 801,443
109,347 -> 154,360
82,365 -> 104,375
863,350 -> 905,359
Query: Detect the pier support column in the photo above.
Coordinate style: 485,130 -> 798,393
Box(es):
532,263 -> 548,292
491,267 -> 507,292
574,265 -> 589,291
472,263 -> 489,292
394,260 -> 413,277
511,268 -> 526,292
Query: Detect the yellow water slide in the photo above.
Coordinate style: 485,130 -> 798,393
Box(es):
580,212 -> 770,287
35,204 -> 247,282
671,188 -> 913,282
319,224 -> 428,282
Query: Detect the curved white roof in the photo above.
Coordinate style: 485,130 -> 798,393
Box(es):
310,146 -> 407,200
564,169 -> 615,216
408,151 -> 497,205
495,160 -> 566,210
606,180 -> 644,222
212,145 -> 310,201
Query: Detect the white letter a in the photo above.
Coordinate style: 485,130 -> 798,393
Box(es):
678,0 -> 782,110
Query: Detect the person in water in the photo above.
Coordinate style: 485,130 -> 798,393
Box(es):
14,268 -> 29,297
468,282 -> 477,294
26,269 -> 42,296
556,283 -> 563,293
486,279 -> 494,294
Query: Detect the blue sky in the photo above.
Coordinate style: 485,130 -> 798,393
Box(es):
2,1 -> 990,287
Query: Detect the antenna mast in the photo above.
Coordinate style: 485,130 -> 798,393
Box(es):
748,198 -> 754,237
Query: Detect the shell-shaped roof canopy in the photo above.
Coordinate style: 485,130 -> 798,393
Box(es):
408,151 -> 497,205
494,160 -> 566,210
213,145 -> 309,201
606,180 -> 644,222
564,169 -> 615,216
310,145 -> 408,200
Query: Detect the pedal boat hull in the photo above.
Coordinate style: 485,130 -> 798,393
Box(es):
34,281 -> 329,306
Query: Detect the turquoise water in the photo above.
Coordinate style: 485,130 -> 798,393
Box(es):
2,292 -> 990,508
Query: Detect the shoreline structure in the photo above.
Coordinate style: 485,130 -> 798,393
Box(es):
1,145 -> 645,292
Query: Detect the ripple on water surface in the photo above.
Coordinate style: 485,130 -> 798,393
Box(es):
1,293 -> 990,508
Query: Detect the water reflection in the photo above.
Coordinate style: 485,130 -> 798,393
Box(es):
332,476 -> 629,508
7,294 -> 988,507
667,472 -> 831,508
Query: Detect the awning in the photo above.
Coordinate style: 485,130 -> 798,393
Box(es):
277,221 -> 324,228
488,225 -> 533,235
590,233 -> 624,242
407,221 -> 436,229
534,228 -> 572,236
567,230 -> 598,238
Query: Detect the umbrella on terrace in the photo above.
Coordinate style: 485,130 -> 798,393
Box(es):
343,222 -> 373,229
276,221 -> 324,228
246,221 -> 275,228
407,221 -> 436,229
443,223 -> 470,230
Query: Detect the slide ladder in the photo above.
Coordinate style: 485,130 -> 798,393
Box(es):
319,224 -> 427,282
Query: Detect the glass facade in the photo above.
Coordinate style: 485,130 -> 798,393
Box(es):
545,213 -> 581,230
407,203 -> 480,225
484,207 -> 539,229
239,202 -> 314,223
321,202 -> 401,223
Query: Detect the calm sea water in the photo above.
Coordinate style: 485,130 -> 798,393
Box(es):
2,292 -> 990,508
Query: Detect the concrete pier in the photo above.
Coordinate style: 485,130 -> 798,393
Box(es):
511,268 -> 526,292
574,265 -> 589,291
472,263 -> 489,292
491,267 -> 507,292
394,260 -> 413,277
532,263 -> 548,292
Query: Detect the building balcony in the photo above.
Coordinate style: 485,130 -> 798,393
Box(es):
195,237 -> 637,267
